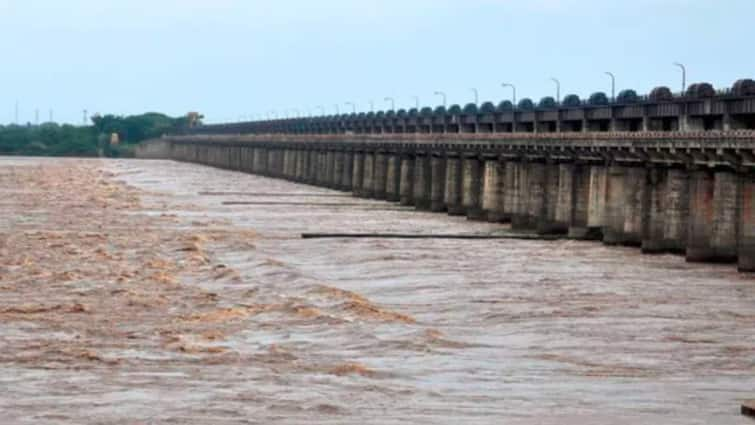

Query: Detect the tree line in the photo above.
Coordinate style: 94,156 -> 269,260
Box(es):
0,112 -> 199,157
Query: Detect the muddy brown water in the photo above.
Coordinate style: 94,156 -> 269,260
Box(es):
1,157 -> 754,424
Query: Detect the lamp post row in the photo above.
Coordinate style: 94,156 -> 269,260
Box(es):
255,63 -> 687,120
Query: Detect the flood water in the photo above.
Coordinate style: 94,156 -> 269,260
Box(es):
2,157 -> 754,424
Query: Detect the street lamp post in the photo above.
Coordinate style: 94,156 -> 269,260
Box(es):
469,88 -> 479,105
334,104 -> 340,115
673,62 -> 687,94
384,97 -> 395,111
369,100 -> 375,113
605,72 -> 616,102
345,102 -> 356,114
434,91 -> 447,108
412,96 -> 420,109
501,83 -> 517,106
550,78 -> 561,103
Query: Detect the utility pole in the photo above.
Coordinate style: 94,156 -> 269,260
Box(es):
83,109 -> 88,125
469,88 -> 479,105
35,109 -> 39,126
673,62 -> 687,94
14,101 -> 19,125
550,78 -> 561,103
604,72 -> 616,102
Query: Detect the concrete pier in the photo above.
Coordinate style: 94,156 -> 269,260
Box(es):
481,159 -> 506,222
642,167 -> 667,253
361,152 -> 375,198
622,166 -> 647,246
604,165 -> 628,245
525,162 -> 546,231
326,151 -> 336,188
740,173 -> 755,271
430,155 -> 447,212
554,163 -> 574,234
385,154 -> 401,202
662,168 -> 690,253
687,170 -> 739,263
341,151 -> 354,191
462,156 -> 484,220
413,154 -> 432,210
373,153 -> 388,200
587,165 -> 608,240
444,156 -> 464,215
539,163 -> 564,234
510,161 -> 530,229
399,156 -> 415,206
351,152 -> 365,197
567,164 -> 593,239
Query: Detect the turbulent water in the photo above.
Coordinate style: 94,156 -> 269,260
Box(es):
1,157 -> 754,424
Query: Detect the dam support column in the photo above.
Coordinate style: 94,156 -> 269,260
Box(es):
586,164 -> 608,240
351,152 -> 365,197
315,151 -> 326,186
253,148 -> 267,176
687,169 -> 739,263
309,150 -> 318,184
341,151 -> 354,191
552,163 -> 574,234
538,162 -> 565,234
510,161 -> 531,230
739,173 -> 755,272
323,151 -> 332,186
282,149 -> 292,180
430,154 -> 447,212
623,166 -> 647,246
373,153 -> 388,200
361,151 -> 376,198
662,168 -> 690,253
462,155 -> 484,220
399,155 -> 415,206
413,153 -> 432,210
603,165 -> 628,245
445,155 -> 464,215
327,151 -> 337,188
502,161 -> 518,225
525,162 -> 547,231
385,154 -> 402,202
482,158 -> 505,222
296,149 -> 305,181
642,167 -> 667,253
567,164 -> 593,238
271,149 -> 282,177
333,151 -> 345,190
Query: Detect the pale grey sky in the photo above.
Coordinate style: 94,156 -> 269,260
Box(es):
1,0 -> 753,124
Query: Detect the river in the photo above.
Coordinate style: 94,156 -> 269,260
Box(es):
1,157 -> 753,424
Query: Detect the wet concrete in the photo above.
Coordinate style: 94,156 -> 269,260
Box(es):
1,157 -> 754,424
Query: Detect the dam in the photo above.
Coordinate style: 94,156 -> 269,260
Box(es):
138,129 -> 755,273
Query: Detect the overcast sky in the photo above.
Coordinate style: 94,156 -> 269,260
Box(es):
1,0 -> 753,124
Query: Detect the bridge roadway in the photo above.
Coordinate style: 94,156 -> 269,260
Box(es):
138,130 -> 755,273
